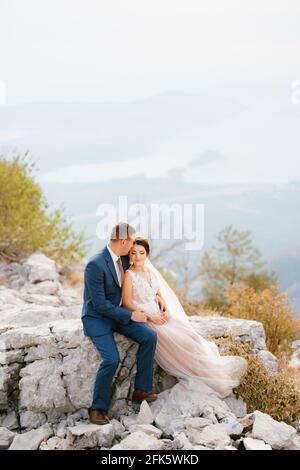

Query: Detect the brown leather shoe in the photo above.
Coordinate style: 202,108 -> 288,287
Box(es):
88,408 -> 109,425
132,389 -> 158,403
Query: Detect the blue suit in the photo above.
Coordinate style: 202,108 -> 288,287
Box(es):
81,246 -> 157,413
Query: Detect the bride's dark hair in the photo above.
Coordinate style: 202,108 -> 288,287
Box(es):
133,236 -> 150,255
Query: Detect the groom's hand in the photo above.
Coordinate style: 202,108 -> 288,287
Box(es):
131,309 -> 147,323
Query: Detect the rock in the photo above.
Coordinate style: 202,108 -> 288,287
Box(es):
112,430 -> 165,450
55,419 -> 67,438
137,400 -> 154,424
200,406 -> 219,423
21,294 -> 61,308
0,427 -> 15,449
120,414 -> 138,430
159,438 -> 184,450
0,303 -> 79,329
290,340 -> 300,368
185,423 -> 231,449
0,362 -> 22,410
153,364 -> 178,392
66,410 -> 85,426
110,419 -> 125,438
0,253 -> 291,451
221,416 -> 244,436
0,411 -> 18,430
243,437 -> 272,450
66,423 -> 115,449
174,431 -> 195,450
20,410 -> 47,430
160,416 -> 187,435
22,254 -> 59,284
23,280 -> 61,296
238,415 -> 255,428
129,423 -> 162,438
9,424 -> 53,450
40,436 -> 69,450
256,350 -> 278,373
251,411 -> 296,449
0,349 -> 24,365
224,394 -> 247,418
284,435 -> 300,450
151,378 -> 234,435
189,316 -> 267,350
184,417 -> 212,429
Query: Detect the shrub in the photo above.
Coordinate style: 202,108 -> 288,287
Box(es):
0,153 -> 89,265
223,283 -> 300,357
213,336 -> 300,424
199,225 -> 276,309
181,299 -> 220,317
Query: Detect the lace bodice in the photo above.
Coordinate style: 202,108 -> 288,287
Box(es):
127,268 -> 160,314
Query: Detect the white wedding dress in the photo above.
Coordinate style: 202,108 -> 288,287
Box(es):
127,262 -> 247,398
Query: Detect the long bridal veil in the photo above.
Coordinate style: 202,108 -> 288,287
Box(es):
145,257 -> 248,398
145,257 -> 192,325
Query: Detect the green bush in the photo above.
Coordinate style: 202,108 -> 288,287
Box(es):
0,153 -> 89,265
199,225 -> 277,310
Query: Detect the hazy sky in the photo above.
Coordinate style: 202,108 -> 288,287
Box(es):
0,0 -> 299,186
1,0 -> 300,104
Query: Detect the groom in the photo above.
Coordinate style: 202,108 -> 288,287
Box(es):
82,222 -> 159,425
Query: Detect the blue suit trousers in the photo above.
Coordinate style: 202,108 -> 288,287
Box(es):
90,321 -> 157,413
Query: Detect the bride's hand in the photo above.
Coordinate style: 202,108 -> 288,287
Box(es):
147,310 -> 170,325
156,294 -> 167,312
161,309 -> 170,323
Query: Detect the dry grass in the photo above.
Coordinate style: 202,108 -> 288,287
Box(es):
223,284 -> 300,357
181,299 -> 220,317
66,270 -> 84,288
213,336 -> 300,423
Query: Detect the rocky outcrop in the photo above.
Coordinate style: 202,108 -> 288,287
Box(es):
0,253 -> 297,450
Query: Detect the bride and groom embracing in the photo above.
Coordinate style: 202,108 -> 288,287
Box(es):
81,222 -> 247,425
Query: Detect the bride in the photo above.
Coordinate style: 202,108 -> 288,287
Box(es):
122,236 -> 247,399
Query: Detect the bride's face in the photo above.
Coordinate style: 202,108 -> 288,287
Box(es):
129,244 -> 148,267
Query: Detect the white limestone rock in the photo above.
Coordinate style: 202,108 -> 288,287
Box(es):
22,280 -> 61,296
151,378 -> 234,435
129,423 -> 162,438
9,424 -> 53,450
284,435 -> 300,450
112,430 -> 165,450
251,411 -> 296,449
189,316 -> 267,350
221,416 -> 244,436
120,414 -> 138,430
22,254 -> 59,284
137,400 -> 154,424
243,437 -> 272,450
185,423 -> 231,450
0,427 -> 15,449
256,350 -> 278,373
66,423 -> 115,449
20,410 -> 47,430
40,436 -> 69,450
0,411 -> 18,430
55,419 -> 67,438
224,393 -> 247,418
184,417 -> 212,430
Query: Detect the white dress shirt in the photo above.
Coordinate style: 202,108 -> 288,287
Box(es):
106,243 -> 122,288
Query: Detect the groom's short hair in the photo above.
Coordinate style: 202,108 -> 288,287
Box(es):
110,222 -> 136,241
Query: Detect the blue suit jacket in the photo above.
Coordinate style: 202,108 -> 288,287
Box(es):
81,246 -> 132,336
